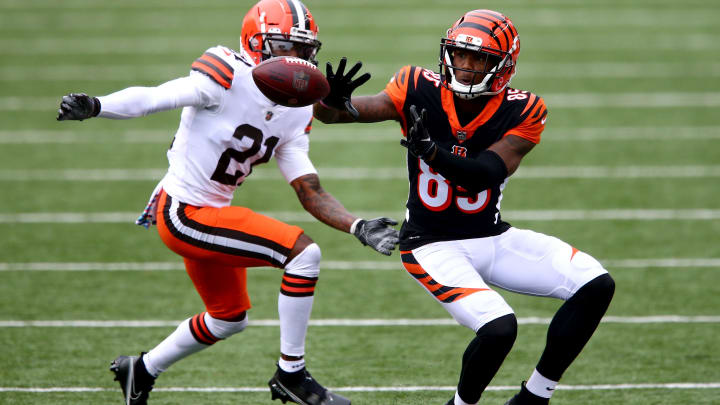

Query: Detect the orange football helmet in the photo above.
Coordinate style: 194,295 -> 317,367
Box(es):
241,0 -> 321,65
439,9 -> 520,99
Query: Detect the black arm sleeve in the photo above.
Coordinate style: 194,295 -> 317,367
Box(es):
428,149 -> 508,193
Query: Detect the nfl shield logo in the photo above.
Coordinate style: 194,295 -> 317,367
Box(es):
456,130 -> 467,141
292,71 -> 310,92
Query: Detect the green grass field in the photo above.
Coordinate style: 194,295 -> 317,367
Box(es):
1,0 -> 720,404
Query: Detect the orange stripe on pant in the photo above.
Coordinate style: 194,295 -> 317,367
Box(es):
156,190 -> 304,319
400,250 -> 488,303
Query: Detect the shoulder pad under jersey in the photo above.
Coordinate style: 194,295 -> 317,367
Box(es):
190,46 -> 239,90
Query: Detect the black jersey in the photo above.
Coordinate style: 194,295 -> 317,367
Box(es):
384,65 -> 547,250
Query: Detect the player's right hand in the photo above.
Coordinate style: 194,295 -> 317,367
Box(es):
322,57 -> 371,120
352,217 -> 399,256
57,93 -> 99,121
401,105 -> 437,160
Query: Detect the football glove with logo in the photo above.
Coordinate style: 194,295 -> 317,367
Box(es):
56,93 -> 100,121
322,57 -> 371,119
352,217 -> 399,256
401,105 -> 437,160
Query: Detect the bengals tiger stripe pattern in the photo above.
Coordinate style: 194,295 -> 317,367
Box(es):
280,272 -> 318,297
188,312 -> 222,345
401,251 -> 488,303
191,52 -> 235,89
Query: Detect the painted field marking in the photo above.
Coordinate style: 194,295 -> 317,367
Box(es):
7,93 -> 720,111
1,316 -> 720,328
3,126 -> 720,144
1,209 -> 720,224
1,382 -> 719,393
2,166 -> 720,181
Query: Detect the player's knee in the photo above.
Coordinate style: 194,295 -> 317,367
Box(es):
476,313 -> 518,350
205,312 -> 248,339
284,242 -> 321,278
571,273 -> 615,309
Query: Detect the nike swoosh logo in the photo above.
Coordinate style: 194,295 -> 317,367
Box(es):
223,49 -> 232,56
546,387 -> 555,391
541,117 -> 547,125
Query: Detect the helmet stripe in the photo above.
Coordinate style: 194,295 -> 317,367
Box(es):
286,0 -> 305,30
457,21 -> 493,37
299,1 -> 311,30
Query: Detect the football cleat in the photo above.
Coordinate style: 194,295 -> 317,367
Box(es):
504,381 -> 550,405
110,354 -> 156,405
268,366 -> 350,405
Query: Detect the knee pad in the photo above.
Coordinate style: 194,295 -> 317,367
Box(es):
476,313 -> 518,347
572,273 -> 616,304
204,312 -> 248,340
284,243 -> 321,278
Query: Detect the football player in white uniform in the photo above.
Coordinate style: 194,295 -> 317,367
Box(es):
56,1 -> 396,404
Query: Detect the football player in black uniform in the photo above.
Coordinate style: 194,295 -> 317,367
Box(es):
314,9 -> 615,405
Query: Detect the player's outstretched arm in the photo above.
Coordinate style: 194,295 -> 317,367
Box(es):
314,90 -> 400,124
290,173 -> 399,255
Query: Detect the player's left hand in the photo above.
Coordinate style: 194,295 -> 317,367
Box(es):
57,93 -> 100,121
401,105 -> 437,160
322,57 -> 371,119
352,217 -> 399,256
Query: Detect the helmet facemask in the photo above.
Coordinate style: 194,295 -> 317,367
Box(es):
247,25 -> 321,64
439,36 -> 514,99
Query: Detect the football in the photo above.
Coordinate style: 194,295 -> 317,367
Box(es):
251,56 -> 330,107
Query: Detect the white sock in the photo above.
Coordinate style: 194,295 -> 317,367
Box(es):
525,369 -> 558,399
278,244 -> 320,357
278,294 -> 314,356
143,317 -> 210,377
278,357 -> 306,373
453,391 -> 476,405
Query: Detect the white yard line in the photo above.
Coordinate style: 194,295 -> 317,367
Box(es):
2,126 -> 720,144
6,93 -> 720,111
2,165 -> 720,181
1,209 -> 719,224
3,63 -> 720,81
1,258 -> 719,272
2,316 -> 720,328
1,382 -> 719,393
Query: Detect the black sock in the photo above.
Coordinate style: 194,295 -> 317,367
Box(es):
457,314 -> 518,403
537,273 -> 615,380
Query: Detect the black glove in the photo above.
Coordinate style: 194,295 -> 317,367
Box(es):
323,57 -> 371,119
352,217 -> 399,256
57,93 -> 100,121
400,105 -> 437,160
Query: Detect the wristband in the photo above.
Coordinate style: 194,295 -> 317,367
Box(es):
349,218 -> 363,234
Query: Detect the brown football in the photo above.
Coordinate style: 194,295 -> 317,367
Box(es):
251,56 -> 330,107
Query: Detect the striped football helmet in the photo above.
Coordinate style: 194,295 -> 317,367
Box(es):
241,0 -> 321,65
439,9 -> 520,99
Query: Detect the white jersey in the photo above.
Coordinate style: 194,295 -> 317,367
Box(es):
97,45 -> 317,208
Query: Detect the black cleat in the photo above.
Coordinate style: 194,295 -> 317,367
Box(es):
505,381 -> 549,405
268,366 -> 351,405
110,354 -> 156,405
